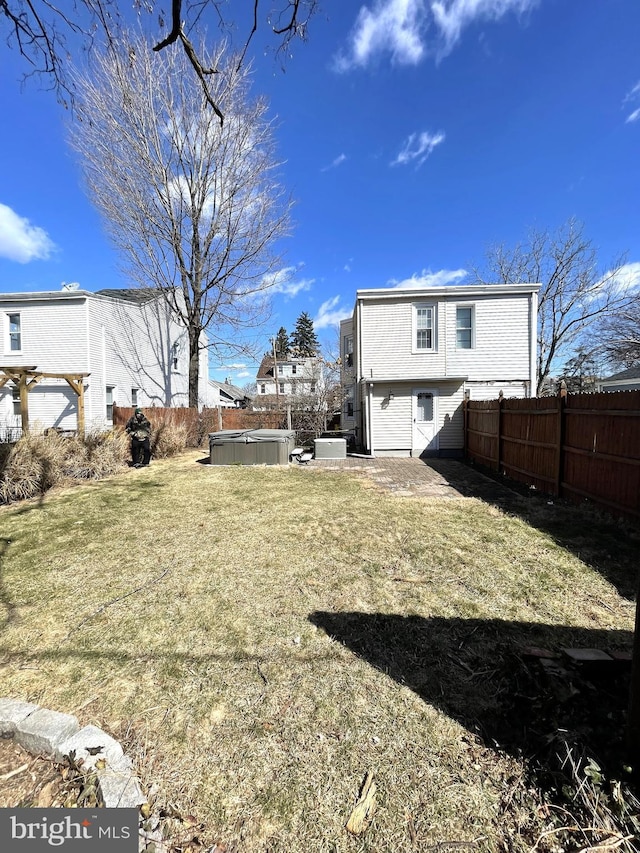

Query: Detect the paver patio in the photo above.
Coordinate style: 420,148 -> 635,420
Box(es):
305,455 -> 527,506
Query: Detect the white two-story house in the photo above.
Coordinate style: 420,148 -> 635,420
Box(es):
255,354 -> 324,407
0,286 -> 210,434
340,283 -> 539,457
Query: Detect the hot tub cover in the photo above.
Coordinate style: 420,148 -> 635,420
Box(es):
209,429 -> 296,444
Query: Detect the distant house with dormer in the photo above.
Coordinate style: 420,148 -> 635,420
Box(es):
254,353 -> 324,408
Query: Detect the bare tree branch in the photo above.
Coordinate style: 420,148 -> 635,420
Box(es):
472,218 -> 632,394
69,34 -> 292,407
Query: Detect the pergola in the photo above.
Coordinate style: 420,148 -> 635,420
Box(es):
0,366 -> 90,434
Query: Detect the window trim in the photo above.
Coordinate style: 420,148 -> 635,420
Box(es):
412,302 -> 437,354
455,304 -> 475,350
106,385 -> 115,422
4,312 -> 22,354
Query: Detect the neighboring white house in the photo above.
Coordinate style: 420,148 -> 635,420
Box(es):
208,378 -> 251,408
340,283 -> 539,457
597,367 -> 640,392
254,353 -> 324,407
0,286 -> 210,433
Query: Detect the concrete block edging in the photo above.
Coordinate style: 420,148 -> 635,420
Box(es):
0,697 -> 146,809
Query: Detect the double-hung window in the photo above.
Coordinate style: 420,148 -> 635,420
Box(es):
344,335 -> 353,367
456,305 -> 474,349
106,386 -> 115,421
5,313 -> 21,352
414,304 -> 435,352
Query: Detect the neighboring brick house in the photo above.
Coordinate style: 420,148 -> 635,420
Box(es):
0,285 -> 210,433
340,282 -> 540,456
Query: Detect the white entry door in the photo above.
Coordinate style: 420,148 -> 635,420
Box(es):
412,388 -> 439,455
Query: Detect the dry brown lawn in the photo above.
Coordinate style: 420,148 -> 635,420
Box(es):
0,451 -> 636,852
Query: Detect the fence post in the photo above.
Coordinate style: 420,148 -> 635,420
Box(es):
462,391 -> 469,459
217,406 -> 223,432
496,391 -> 504,473
628,572 -> 640,758
555,381 -> 567,497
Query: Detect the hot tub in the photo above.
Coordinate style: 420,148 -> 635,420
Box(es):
209,429 -> 296,466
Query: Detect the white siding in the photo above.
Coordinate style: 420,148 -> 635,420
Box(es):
0,289 -> 204,433
446,295 -> 531,380
369,380 -> 465,456
360,300 -> 446,380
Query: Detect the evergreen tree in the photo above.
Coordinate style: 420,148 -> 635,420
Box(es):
274,326 -> 290,358
290,312 -> 319,357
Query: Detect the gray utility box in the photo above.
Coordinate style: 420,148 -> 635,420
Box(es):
314,437 -> 347,460
209,429 -> 296,466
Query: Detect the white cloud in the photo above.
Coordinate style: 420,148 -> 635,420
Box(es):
602,262 -> 640,295
236,370 -> 251,379
336,0 -> 539,69
391,130 -> 445,167
314,296 -> 353,329
335,0 -> 427,70
431,0 -> 539,56
389,268 -> 469,288
263,266 -> 314,299
0,202 -> 56,263
321,153 -> 348,172
623,81 -> 640,123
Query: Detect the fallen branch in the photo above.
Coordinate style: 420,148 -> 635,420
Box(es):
0,762 -> 29,781
64,568 -> 170,641
346,770 -> 376,835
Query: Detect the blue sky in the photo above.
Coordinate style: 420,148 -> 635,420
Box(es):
1,0 -> 639,388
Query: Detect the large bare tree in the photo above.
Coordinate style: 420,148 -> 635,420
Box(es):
69,35 -> 292,407
1,0 -> 319,116
598,294 -> 640,368
473,218 -> 630,394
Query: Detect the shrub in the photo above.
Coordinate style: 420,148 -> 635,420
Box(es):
0,428 -> 129,504
151,422 -> 189,458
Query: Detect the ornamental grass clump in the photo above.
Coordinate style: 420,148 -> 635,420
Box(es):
0,427 -> 129,504
151,422 -> 189,458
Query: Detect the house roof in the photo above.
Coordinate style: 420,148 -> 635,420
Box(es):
95,288 -> 158,303
209,378 -> 251,401
601,366 -> 640,382
355,282 -> 541,303
256,355 -> 276,380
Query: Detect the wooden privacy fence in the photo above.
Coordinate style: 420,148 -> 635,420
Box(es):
113,405 -> 287,444
464,389 -> 640,521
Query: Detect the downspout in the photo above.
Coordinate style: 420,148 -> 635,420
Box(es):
84,297 -> 92,429
368,380 -> 374,456
529,288 -> 538,397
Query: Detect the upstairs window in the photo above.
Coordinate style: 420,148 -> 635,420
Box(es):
279,382 -> 285,394
260,383 -> 266,394
344,335 -> 353,367
6,313 -> 21,352
292,364 -> 297,375
414,304 -> 435,352
456,306 -> 474,349
131,388 -> 139,407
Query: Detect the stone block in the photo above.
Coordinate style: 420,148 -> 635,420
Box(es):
97,770 -> 147,808
15,707 -> 79,755
0,698 -> 39,736
54,724 -> 132,772
561,648 -> 613,662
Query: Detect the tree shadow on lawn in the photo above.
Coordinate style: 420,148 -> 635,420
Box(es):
309,610 -> 634,783
426,459 -> 639,601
